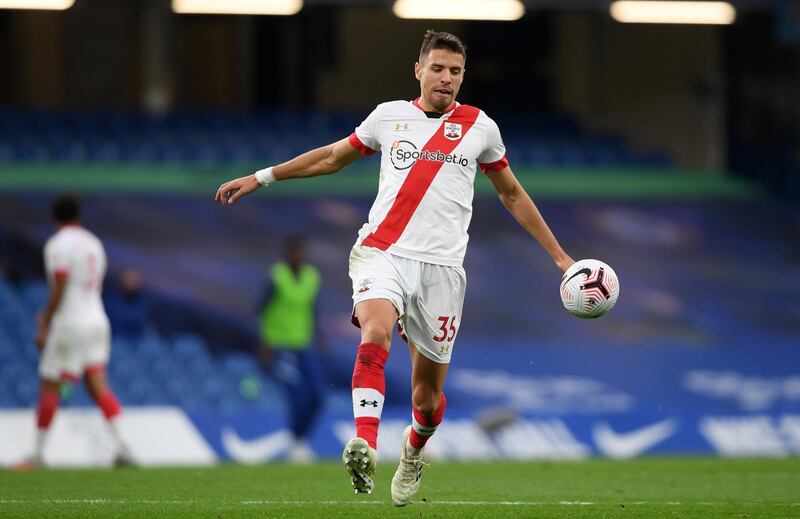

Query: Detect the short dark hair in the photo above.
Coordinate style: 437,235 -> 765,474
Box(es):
51,194 -> 80,223
419,30 -> 466,63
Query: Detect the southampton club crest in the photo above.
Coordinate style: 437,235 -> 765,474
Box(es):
357,278 -> 374,294
444,122 -> 462,141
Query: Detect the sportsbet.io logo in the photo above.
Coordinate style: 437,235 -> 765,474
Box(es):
390,140 -> 470,171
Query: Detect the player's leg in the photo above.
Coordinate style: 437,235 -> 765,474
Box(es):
300,349 -> 326,434
32,377 -> 61,466
391,262 -> 464,506
33,331 -> 72,467
407,345 -> 448,456
84,365 -> 132,465
343,298 -> 397,494
351,298 -> 396,448
277,350 -> 322,462
391,344 -> 448,506
81,319 -> 131,465
345,245 -> 409,493
271,350 -> 305,458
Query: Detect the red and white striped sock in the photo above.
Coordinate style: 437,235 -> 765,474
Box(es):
408,392 -> 446,457
36,390 -> 59,429
34,390 -> 60,461
96,390 -> 122,421
351,342 -> 389,450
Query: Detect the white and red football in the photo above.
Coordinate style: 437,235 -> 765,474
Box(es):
560,259 -> 620,319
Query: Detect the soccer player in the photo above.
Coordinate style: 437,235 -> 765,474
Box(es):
32,195 -> 132,467
215,31 -> 574,505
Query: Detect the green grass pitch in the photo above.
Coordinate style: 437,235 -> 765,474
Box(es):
1,458 -> 799,518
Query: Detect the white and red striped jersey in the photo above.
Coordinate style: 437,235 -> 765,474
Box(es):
349,98 -> 508,266
44,226 -> 108,324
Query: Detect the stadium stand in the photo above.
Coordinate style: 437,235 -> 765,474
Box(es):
0,108 -> 672,168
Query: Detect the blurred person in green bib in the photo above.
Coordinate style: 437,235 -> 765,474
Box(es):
257,235 -> 326,462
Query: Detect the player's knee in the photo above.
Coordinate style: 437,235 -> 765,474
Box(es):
40,379 -> 61,394
360,322 -> 392,348
412,387 -> 442,418
85,379 -> 108,400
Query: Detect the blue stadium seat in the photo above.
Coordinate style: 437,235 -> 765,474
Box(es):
172,334 -> 210,361
126,379 -> 155,405
0,109 -> 674,169
14,380 -> 37,405
221,352 -> 260,379
20,281 -> 47,315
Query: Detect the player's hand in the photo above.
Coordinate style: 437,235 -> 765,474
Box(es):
556,255 -> 576,273
215,174 -> 261,206
35,325 -> 47,350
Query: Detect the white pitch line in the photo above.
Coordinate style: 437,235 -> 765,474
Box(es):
1,499 -> 799,507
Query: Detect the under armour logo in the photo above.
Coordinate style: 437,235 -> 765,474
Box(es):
360,399 -> 379,408
394,123 -> 409,131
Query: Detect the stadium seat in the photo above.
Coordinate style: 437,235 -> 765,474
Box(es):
0,109 -> 673,169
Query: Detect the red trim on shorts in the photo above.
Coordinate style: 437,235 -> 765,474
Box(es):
397,323 -> 408,344
361,105 -> 481,250
479,155 -> 509,173
411,97 -> 458,115
60,372 -> 80,383
348,133 -> 377,156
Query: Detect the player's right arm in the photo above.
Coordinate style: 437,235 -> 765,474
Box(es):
215,137 -> 363,205
36,271 -> 67,349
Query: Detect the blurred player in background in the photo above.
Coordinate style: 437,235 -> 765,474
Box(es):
257,235 -> 326,462
31,195 -> 132,467
216,31 -> 574,505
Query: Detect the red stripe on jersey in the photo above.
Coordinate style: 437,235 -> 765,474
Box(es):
348,132 -> 377,156
479,155 -> 509,173
362,105 -> 481,250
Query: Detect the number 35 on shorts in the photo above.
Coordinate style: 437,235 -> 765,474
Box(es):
433,315 -> 457,353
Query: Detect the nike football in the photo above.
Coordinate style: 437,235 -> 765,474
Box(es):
560,259 -> 620,319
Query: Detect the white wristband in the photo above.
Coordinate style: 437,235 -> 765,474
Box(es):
254,167 -> 277,186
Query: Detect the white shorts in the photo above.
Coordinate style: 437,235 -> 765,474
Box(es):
349,245 -> 466,364
39,317 -> 111,381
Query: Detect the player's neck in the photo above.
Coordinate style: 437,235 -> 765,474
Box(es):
58,222 -> 81,230
414,96 -> 456,115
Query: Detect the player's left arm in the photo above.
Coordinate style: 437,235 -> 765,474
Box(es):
36,271 -> 68,349
488,166 -> 575,272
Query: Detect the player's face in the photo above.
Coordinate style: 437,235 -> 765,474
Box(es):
415,49 -> 465,112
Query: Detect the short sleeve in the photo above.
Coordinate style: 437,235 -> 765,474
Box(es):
349,104 -> 382,156
44,240 -> 69,277
477,116 -> 509,174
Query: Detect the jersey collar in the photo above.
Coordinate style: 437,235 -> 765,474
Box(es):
411,97 -> 459,117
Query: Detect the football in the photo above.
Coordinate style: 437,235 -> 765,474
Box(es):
560,259 -> 620,319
